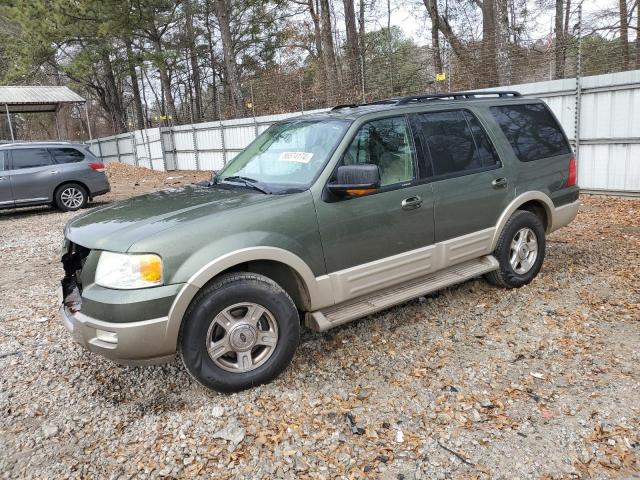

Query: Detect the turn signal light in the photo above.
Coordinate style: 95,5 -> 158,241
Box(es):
89,162 -> 105,172
567,157 -> 577,187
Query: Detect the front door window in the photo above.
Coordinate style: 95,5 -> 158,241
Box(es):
342,116 -> 416,187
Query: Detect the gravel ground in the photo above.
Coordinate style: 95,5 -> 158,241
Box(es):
1,165 -> 639,479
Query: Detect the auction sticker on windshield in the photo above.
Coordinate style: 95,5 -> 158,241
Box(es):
278,152 -> 314,163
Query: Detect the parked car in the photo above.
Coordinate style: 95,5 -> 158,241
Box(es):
60,91 -> 579,392
0,142 -> 110,211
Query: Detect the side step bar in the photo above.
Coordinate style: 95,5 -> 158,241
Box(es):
306,255 -> 498,332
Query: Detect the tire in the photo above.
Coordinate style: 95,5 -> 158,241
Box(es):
485,210 -> 546,289
179,272 -> 300,393
54,183 -> 88,211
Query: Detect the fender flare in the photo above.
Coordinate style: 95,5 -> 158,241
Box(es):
491,191 -> 555,250
164,246 -> 332,344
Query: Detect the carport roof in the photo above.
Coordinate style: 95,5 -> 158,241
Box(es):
0,86 -> 85,113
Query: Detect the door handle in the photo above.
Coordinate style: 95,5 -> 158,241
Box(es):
49,170 -> 59,175
401,195 -> 422,211
492,177 -> 507,189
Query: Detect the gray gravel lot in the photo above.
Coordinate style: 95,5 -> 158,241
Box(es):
0,169 -> 638,479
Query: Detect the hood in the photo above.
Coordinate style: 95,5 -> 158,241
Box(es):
65,184 -> 277,251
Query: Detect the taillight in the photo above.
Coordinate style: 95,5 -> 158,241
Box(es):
88,162 -> 105,172
566,156 -> 577,187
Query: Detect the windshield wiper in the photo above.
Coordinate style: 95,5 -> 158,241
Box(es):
220,175 -> 271,194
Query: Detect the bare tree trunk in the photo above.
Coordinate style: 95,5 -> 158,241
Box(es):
213,0 -> 245,116
358,0 -> 366,95
308,0 -> 323,59
152,39 -> 179,122
387,0 -> 394,95
481,0 -> 499,87
495,0 -> 511,84
619,0 -> 630,69
424,0 -> 443,75
319,0 -> 339,104
343,0 -> 361,93
203,1 -> 220,120
185,0 -> 203,121
554,0 -> 564,79
125,41 -> 145,130
636,1 -> 640,68
562,0 -> 571,73
101,51 -> 126,133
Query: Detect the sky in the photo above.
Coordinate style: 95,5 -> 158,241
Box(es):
383,0 -> 627,46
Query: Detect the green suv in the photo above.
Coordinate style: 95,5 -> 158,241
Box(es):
60,91 -> 579,392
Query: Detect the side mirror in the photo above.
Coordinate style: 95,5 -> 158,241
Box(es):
327,164 -> 381,196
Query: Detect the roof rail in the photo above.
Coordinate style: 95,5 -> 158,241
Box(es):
329,90 -> 522,111
395,90 -> 522,105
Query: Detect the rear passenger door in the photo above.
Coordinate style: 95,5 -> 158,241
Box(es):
8,148 -> 61,204
410,109 -> 515,246
0,151 -> 14,208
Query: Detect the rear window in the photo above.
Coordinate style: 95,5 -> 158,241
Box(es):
11,148 -> 54,169
50,147 -> 85,164
490,103 -> 571,162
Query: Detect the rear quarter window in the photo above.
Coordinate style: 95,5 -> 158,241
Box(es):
50,147 -> 86,164
490,103 -> 571,162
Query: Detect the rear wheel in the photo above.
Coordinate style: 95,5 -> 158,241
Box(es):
179,272 -> 300,393
54,183 -> 88,211
485,210 -> 546,288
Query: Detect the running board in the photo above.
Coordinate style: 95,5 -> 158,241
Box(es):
306,255 -> 498,332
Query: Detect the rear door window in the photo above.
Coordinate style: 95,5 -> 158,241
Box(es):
412,109 -> 500,177
10,148 -> 54,169
490,103 -> 571,162
50,147 -> 85,164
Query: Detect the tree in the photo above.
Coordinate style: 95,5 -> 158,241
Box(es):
423,0 -> 443,76
319,0 -> 339,104
213,0 -> 245,116
619,0 -> 630,69
343,0 -> 361,93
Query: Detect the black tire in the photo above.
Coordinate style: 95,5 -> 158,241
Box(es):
179,272 -> 300,393
485,210 -> 546,289
54,183 -> 88,211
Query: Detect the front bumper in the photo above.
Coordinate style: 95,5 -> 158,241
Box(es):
58,287 -> 176,365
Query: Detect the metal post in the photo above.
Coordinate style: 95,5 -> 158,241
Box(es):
299,75 -> 305,115
130,130 -> 139,167
83,102 -> 93,140
96,138 -> 103,161
114,134 -> 121,163
250,83 -> 258,138
574,4 -> 583,160
216,89 -> 227,166
191,124 -> 200,170
5,104 -> 14,141
55,110 -> 61,140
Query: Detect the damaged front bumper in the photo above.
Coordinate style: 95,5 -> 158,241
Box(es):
58,289 -> 175,365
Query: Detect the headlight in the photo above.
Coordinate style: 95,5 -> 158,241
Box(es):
95,252 -> 163,289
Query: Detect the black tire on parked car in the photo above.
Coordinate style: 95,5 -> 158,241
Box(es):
179,272 -> 300,393
485,209 -> 546,289
54,183 -> 88,211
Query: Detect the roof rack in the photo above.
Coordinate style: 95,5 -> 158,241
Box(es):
395,90 -> 522,105
330,90 -> 522,111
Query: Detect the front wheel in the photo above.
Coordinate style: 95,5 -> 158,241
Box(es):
179,272 -> 300,393
485,210 -> 546,288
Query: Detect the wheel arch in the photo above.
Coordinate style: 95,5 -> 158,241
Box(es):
165,247 -> 333,346
491,191 -> 554,250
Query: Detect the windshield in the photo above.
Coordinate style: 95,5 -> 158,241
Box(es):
215,119 -> 350,191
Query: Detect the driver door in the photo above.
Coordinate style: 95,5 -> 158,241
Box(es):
313,116 -> 435,303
